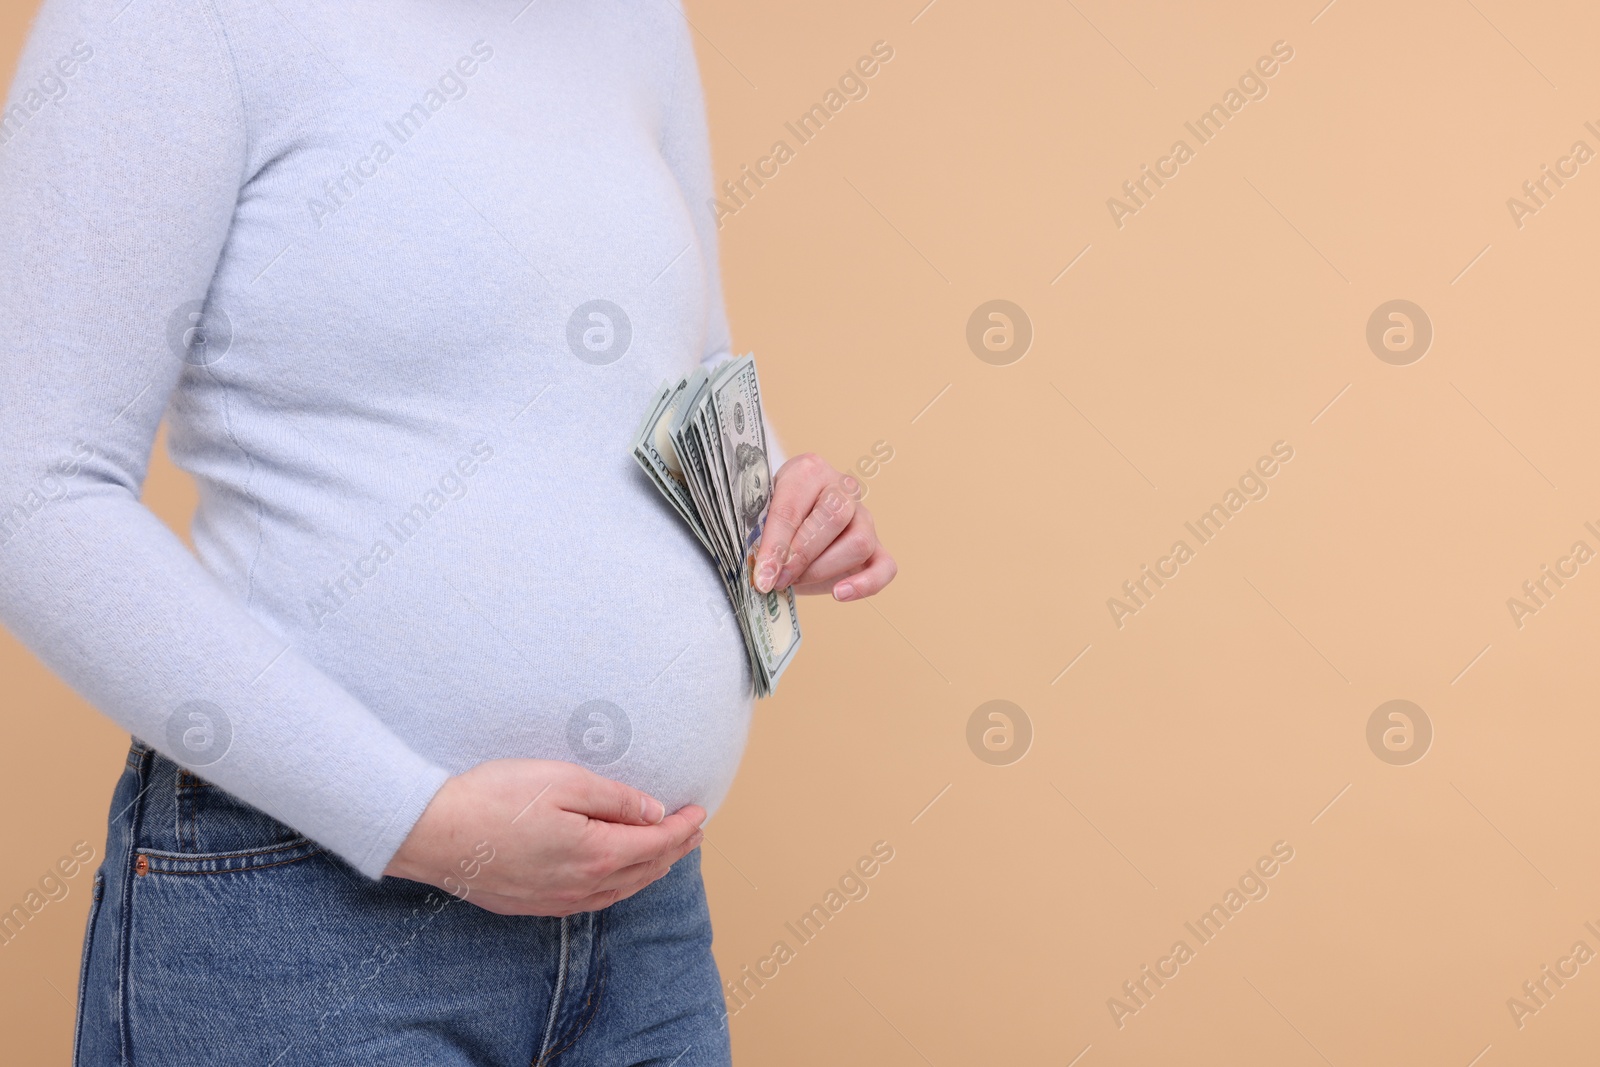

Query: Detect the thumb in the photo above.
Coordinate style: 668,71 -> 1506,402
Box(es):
561,766 -> 666,825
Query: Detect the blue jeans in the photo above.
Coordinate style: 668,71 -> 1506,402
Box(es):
74,741 -> 731,1066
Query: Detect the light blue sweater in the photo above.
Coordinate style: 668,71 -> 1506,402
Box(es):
0,0 -> 768,878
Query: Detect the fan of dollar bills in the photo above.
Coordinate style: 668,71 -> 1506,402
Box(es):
632,355 -> 802,696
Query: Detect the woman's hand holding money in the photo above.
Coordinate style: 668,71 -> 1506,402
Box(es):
753,453 -> 897,602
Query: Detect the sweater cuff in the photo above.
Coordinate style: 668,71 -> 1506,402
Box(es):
352,761 -> 453,881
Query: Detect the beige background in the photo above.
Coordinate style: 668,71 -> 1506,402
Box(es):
5,0 -> 1600,1063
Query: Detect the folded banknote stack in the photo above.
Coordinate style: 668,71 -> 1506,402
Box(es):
632,355 -> 801,696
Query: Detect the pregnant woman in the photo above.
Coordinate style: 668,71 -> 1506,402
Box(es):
0,1 -> 895,1064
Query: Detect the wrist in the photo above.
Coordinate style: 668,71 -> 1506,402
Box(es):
383,775 -> 456,880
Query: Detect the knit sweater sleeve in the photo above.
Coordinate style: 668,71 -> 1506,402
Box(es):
0,0 -> 449,879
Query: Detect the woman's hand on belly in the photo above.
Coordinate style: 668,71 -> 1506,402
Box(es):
384,759 -> 706,916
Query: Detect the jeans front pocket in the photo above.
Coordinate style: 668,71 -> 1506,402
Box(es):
134,836 -> 327,877
134,751 -> 325,876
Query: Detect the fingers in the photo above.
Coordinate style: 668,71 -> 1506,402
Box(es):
793,565 -> 864,597
559,767 -> 667,825
754,455 -> 854,593
753,454 -> 827,591
575,831 -> 704,912
596,804 -> 706,869
828,548 -> 897,602
774,479 -> 857,590
752,457 -> 857,598
594,825 -> 704,892
565,874 -> 658,914
791,510 -> 877,588
555,812 -> 704,915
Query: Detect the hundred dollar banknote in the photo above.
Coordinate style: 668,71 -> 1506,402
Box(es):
632,355 -> 801,696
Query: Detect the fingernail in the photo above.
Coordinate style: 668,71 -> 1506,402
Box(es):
642,797 -> 665,823
834,582 -> 857,602
689,830 -> 704,847
755,558 -> 779,593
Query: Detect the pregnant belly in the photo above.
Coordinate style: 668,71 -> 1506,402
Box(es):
222,456 -> 756,819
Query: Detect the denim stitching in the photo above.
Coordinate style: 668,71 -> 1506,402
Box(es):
136,834 -> 323,875
138,837 -> 315,862
115,743 -> 154,1065
535,916 -> 571,1066
137,848 -> 325,876
546,911 -> 608,1063
176,769 -> 193,851
138,837 -> 316,862
70,870 -> 106,1064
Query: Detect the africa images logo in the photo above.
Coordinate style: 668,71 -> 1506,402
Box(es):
566,299 -> 631,366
